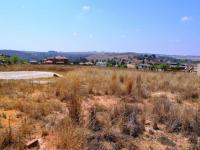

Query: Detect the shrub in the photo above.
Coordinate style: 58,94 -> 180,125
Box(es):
0,128 -> 14,149
153,96 -> 172,123
68,97 -> 82,124
0,120 -> 3,128
86,131 -> 120,150
126,77 -> 134,94
153,97 -> 200,136
119,75 -> 125,84
157,136 -> 176,147
56,118 -> 85,150
111,103 -> 145,137
122,106 -> 145,137
110,73 -> 118,94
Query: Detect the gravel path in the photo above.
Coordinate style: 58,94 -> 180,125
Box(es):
0,71 -> 63,80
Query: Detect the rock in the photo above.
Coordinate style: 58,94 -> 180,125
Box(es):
26,139 -> 40,149
16,112 -> 22,118
145,120 -> 151,125
90,111 -> 111,131
188,135 -> 198,144
153,122 -> 159,130
149,128 -> 154,135
165,146 -> 177,150
167,120 -> 181,133
53,73 -> 63,77
158,136 -> 176,147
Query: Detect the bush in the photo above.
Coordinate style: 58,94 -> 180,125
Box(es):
153,97 -> 200,136
126,77 -> 133,94
56,118 -> 85,150
68,97 -> 82,124
122,105 -> 145,137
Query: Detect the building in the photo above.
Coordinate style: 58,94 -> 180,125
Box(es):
127,64 -> 136,69
194,64 -> 200,75
0,54 -> 11,64
137,64 -> 151,70
96,61 -> 107,67
169,63 -> 187,70
79,62 -> 94,66
42,56 -> 69,64
198,64 -> 200,75
29,60 -> 39,64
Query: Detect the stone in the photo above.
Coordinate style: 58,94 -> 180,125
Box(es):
153,122 -> 159,130
26,139 -> 40,149
158,136 -> 176,147
149,128 -> 154,135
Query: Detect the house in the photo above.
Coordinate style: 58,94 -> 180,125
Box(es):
169,63 -> 178,68
198,64 -> 200,75
42,56 -> 69,64
0,54 -> 11,64
137,64 -> 151,70
127,64 -> 136,69
0,54 -> 10,57
29,60 -> 39,64
96,61 -> 107,67
184,64 -> 195,72
79,62 -> 94,66
194,64 -> 200,75
169,63 -> 186,70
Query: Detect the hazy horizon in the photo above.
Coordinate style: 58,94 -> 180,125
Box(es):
0,0 -> 200,56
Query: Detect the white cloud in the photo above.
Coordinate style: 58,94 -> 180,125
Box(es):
82,5 -> 91,12
181,16 -> 192,22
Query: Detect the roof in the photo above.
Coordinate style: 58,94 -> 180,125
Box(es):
55,56 -> 66,59
56,62 -> 65,64
29,60 -> 38,62
47,57 -> 54,59
44,60 -> 53,64
138,64 -> 151,67
47,56 -> 67,60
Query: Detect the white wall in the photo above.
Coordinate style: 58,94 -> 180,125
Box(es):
197,64 -> 200,75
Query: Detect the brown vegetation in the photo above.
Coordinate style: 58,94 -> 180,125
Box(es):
0,65 -> 199,149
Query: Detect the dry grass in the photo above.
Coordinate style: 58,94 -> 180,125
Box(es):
0,65 -> 200,149
56,118 -> 85,150
153,97 -> 200,136
0,118 -> 34,150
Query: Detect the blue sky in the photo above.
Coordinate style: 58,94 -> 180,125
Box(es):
0,0 -> 200,55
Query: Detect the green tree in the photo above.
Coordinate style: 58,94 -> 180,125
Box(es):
10,55 -> 20,64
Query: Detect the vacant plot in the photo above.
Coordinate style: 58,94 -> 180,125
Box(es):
0,65 -> 199,150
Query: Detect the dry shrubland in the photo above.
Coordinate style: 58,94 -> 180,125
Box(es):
0,65 -> 199,149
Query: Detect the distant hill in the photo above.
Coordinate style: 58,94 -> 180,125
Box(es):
171,55 -> 200,61
86,52 -> 180,64
86,52 -> 138,60
0,50 -> 199,64
0,50 -> 95,61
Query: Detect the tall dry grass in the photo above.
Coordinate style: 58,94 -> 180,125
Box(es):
56,118 -> 85,150
0,65 -> 200,149
153,97 -> 200,136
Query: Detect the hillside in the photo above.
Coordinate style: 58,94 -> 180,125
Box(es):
1,50 -> 199,64
0,50 -> 95,61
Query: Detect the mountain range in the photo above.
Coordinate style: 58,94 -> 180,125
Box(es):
0,49 -> 200,63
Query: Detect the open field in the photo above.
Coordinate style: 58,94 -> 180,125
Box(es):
0,65 -> 199,150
